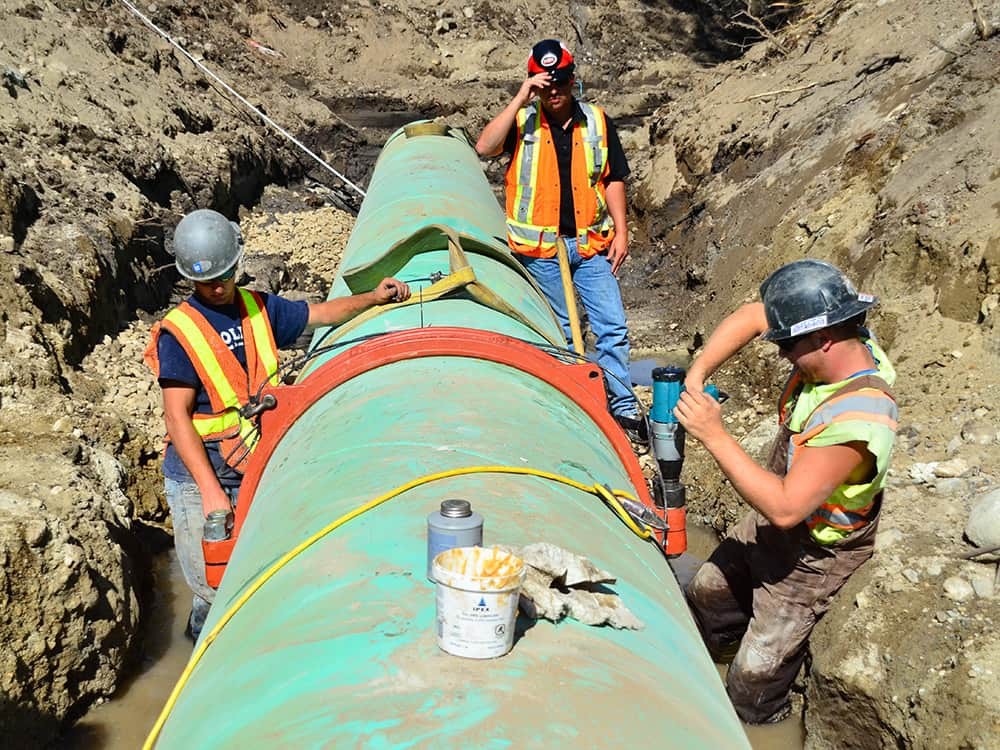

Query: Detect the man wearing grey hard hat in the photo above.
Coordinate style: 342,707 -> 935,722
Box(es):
675,258 -> 899,724
145,208 -> 410,641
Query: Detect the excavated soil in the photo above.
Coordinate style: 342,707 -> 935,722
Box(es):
0,0 -> 998,746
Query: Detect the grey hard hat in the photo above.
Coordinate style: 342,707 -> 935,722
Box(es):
172,209 -> 243,281
759,258 -> 877,341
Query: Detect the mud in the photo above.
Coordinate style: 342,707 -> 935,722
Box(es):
0,0 -> 998,746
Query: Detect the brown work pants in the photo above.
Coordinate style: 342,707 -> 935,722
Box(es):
686,510 -> 878,724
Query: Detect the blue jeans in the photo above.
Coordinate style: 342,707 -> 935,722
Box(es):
164,478 -> 239,640
517,237 -> 639,417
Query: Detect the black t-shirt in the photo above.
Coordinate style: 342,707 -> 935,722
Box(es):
504,101 -> 630,237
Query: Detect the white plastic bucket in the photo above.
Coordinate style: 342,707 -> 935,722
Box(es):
432,546 -> 526,659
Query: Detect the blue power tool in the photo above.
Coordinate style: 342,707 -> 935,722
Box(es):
650,366 -> 721,517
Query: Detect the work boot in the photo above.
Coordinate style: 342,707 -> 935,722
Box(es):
739,701 -> 792,725
615,413 -> 649,447
184,595 -> 211,642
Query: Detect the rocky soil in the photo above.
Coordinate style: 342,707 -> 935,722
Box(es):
0,0 -> 998,747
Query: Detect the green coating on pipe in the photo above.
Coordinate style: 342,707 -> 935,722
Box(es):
153,126 -> 749,748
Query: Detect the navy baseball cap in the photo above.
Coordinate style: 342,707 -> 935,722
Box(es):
527,39 -> 576,84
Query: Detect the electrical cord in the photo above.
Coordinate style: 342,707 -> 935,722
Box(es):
141,465 -> 656,748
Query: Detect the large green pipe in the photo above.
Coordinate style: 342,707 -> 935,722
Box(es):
153,124 -> 748,748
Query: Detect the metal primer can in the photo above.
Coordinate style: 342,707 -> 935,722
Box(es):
427,499 -> 483,581
203,509 -> 233,542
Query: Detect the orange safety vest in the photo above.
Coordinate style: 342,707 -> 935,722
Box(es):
504,101 -> 614,259
778,371 -> 898,542
144,288 -> 280,472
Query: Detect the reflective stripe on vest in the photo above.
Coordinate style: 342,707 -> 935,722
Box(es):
240,290 -> 280,392
787,385 -> 898,541
149,288 -> 279,469
807,498 -> 879,532
505,102 -> 612,258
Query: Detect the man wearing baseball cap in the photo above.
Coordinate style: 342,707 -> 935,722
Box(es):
476,39 -> 646,444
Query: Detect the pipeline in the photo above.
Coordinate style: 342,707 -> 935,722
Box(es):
148,122 -> 749,748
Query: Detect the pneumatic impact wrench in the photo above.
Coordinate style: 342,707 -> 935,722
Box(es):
650,366 -> 721,557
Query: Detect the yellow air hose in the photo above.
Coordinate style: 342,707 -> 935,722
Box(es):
143,465 -> 654,748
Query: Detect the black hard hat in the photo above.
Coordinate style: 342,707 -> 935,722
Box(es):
760,259 -> 878,341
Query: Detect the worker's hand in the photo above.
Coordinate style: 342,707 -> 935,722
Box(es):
674,389 -> 726,446
200,482 -> 233,517
374,277 -> 411,304
515,73 -> 554,108
607,232 -> 629,276
684,371 -> 704,393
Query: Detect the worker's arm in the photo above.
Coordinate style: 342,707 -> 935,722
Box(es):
685,302 -> 769,392
605,180 -> 629,276
475,73 -> 552,157
306,277 -> 410,328
162,383 -> 231,517
675,389 -> 874,528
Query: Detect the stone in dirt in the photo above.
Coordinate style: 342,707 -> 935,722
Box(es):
965,487 -> 1000,561
943,576 -> 975,602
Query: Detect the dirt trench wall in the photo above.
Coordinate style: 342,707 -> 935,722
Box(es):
632,0 -> 1000,523
0,420 -> 142,744
0,2 -> 321,740
629,0 -> 1000,747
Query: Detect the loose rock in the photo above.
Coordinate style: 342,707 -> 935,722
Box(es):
933,458 -> 969,478
965,488 -> 1000,558
961,419 -> 996,445
943,576 -> 975,602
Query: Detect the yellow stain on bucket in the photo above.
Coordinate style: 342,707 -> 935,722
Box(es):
433,547 -> 526,659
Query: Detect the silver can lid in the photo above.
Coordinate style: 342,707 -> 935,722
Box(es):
440,499 -> 472,518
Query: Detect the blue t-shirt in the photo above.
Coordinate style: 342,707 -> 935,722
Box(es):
157,291 -> 309,486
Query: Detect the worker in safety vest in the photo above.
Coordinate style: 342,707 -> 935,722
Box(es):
144,209 -> 410,640
675,259 -> 897,724
475,39 -> 647,444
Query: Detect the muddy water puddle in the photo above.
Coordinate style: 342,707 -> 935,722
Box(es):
61,552 -> 193,749
684,525 -> 806,750
65,526 -> 802,748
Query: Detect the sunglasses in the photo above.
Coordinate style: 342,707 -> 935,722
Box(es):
203,265 -> 237,284
776,334 -> 807,353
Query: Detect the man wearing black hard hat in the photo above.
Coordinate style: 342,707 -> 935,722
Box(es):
475,39 -> 646,444
673,258 -> 899,724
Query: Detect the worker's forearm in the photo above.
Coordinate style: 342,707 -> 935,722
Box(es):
164,412 -> 228,514
605,181 -> 627,237
475,100 -> 521,157
307,291 -> 379,328
688,302 -> 768,387
699,431 -> 794,527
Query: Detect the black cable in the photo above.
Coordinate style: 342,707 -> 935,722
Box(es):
252,331 -> 392,404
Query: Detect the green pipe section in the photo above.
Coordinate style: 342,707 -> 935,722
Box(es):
154,124 -> 749,748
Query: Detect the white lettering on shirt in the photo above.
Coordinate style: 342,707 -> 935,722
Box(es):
220,327 -> 244,349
